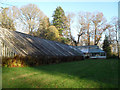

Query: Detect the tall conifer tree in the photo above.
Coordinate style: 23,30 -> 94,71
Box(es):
102,35 -> 112,58
52,6 -> 67,36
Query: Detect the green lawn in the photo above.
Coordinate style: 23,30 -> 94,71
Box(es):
2,59 -> 119,88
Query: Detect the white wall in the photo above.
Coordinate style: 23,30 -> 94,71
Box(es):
90,56 -> 106,59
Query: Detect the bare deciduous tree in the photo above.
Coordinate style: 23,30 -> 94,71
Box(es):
109,17 -> 119,58
19,4 -> 45,34
66,12 -> 75,45
92,12 -> 110,45
78,12 -> 93,45
0,7 -> 16,31
75,12 -> 93,46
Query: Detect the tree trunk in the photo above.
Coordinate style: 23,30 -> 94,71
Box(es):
87,23 -> 90,45
94,24 -> 97,45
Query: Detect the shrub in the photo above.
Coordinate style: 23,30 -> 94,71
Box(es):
2,55 -> 84,67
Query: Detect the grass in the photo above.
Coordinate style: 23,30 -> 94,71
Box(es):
2,59 -> 119,88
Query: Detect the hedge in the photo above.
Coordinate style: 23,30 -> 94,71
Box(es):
2,55 -> 84,67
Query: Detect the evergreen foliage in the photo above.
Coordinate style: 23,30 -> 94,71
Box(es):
102,35 -> 112,58
52,6 -> 67,36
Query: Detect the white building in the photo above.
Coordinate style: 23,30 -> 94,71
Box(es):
74,45 -> 106,59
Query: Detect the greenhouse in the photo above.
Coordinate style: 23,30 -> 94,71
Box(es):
0,27 -> 84,60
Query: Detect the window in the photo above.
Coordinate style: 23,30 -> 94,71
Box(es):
96,53 -> 100,56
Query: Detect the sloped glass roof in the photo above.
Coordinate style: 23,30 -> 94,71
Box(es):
0,27 -> 84,57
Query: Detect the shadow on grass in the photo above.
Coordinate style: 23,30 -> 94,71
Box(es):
2,59 -> 119,88
30,59 -> 118,88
